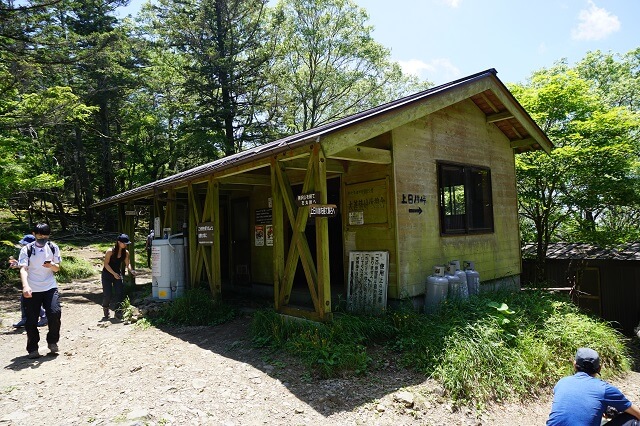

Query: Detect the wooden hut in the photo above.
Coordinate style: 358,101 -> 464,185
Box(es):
92,69 -> 552,321
522,242 -> 640,335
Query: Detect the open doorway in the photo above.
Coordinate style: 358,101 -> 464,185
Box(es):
230,197 -> 251,288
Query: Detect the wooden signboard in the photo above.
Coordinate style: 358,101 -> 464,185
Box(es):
296,192 -> 319,207
347,251 -> 389,314
345,178 -> 389,225
197,222 -> 214,245
309,204 -> 338,218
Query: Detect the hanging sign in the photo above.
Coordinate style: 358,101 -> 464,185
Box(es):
296,192 -> 319,206
309,204 -> 338,218
197,222 -> 214,245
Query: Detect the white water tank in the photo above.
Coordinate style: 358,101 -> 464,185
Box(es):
464,260 -> 480,295
425,265 -> 448,314
151,238 -> 185,300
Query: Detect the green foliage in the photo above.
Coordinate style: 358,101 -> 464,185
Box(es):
55,254 -> 95,283
251,291 -> 631,404
513,52 -> 640,277
150,288 -> 237,326
251,309 -> 395,378
268,0 -> 429,134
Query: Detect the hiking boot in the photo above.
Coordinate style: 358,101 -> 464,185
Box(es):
48,343 -> 58,354
28,350 -> 41,359
37,318 -> 48,327
13,318 -> 26,328
103,307 -> 110,319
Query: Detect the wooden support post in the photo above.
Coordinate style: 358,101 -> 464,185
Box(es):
314,145 -> 332,320
188,183 -> 201,288
210,178 -> 221,298
270,158 -> 285,310
164,188 -> 176,234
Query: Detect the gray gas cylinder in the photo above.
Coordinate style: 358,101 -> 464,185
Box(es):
450,260 -> 469,299
425,265 -> 448,314
464,260 -> 480,295
445,263 -> 464,299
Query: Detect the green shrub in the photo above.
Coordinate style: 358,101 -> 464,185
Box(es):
56,254 -> 95,283
251,310 -> 388,377
152,288 -> 236,326
250,290 -> 632,405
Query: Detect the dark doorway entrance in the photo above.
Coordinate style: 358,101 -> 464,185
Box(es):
230,197 -> 251,287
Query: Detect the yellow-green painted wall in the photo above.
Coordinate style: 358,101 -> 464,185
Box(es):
392,99 -> 521,297
342,163 -> 398,297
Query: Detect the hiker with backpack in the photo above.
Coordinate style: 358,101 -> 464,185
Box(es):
17,223 -> 62,359
10,234 -> 48,328
101,233 -> 136,319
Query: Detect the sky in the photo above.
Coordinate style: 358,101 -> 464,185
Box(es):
117,0 -> 640,86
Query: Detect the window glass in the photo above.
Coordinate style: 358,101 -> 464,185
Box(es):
438,163 -> 493,234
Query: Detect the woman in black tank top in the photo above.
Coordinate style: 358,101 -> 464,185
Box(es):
101,234 -> 137,319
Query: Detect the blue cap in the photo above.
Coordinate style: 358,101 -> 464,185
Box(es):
19,234 -> 36,245
117,234 -> 131,244
575,347 -> 600,374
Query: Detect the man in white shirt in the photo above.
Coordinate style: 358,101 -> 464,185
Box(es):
18,223 -> 62,359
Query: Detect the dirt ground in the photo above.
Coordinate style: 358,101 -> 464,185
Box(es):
2,247 -> 640,425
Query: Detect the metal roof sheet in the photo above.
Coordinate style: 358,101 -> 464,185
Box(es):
522,242 -> 640,261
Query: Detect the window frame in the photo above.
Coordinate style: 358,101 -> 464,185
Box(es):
437,161 -> 494,235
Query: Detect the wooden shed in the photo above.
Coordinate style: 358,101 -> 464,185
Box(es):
521,242 -> 640,335
93,69 -> 552,321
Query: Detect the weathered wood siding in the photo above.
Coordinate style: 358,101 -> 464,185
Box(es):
392,99 -> 521,297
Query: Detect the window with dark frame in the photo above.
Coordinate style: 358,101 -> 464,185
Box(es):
438,162 -> 494,235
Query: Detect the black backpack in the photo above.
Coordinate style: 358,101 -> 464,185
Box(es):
26,241 -> 56,265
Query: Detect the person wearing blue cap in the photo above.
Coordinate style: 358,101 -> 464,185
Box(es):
9,234 -> 47,328
547,347 -> 640,425
101,233 -> 136,319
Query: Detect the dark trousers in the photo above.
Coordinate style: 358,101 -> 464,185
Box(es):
24,288 -> 61,353
608,413 -> 640,426
101,269 -> 124,313
20,294 -> 46,320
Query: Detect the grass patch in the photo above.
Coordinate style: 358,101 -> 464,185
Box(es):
1,246 -> 96,285
250,290 -> 631,404
147,288 -> 237,326
56,254 -> 95,283
251,310 -> 396,378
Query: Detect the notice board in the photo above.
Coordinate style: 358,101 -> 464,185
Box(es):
347,250 -> 389,314
344,178 -> 389,225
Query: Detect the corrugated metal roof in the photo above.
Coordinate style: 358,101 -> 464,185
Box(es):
93,68 -> 552,208
522,242 -> 640,261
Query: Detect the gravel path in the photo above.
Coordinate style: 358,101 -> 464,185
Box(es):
2,248 -> 639,425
